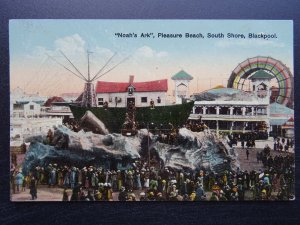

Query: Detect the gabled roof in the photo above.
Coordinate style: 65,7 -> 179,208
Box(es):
96,79 -> 168,93
44,96 -> 66,107
171,70 -> 193,80
250,70 -> 274,80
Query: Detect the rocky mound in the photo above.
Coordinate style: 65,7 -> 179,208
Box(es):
22,117 -> 239,173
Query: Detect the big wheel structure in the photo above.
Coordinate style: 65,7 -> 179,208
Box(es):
227,56 -> 293,106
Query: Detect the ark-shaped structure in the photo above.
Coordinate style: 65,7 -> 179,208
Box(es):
70,101 -> 194,133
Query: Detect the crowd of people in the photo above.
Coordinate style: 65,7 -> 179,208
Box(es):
273,137 -> 294,152
11,151 -> 295,201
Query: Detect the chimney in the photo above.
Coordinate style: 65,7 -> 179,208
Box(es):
129,75 -> 134,84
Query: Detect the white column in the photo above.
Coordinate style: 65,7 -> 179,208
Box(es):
215,106 -> 220,115
202,106 -> 207,115
242,107 -> 246,116
243,122 -> 247,133
230,121 -> 234,134
229,107 -> 234,115
265,120 -> 270,133
251,107 -> 254,116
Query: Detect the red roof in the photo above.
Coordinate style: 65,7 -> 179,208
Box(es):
96,79 -> 168,93
282,117 -> 294,128
44,96 -> 65,107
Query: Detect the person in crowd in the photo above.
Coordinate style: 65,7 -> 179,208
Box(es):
62,188 -> 69,201
17,149 -> 294,202
29,176 -> 37,200
15,169 -> 24,193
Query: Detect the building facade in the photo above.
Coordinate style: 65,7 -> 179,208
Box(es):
10,89 -> 64,146
95,76 -> 168,108
190,90 -> 270,134
190,70 -> 277,135
12,101 -> 42,118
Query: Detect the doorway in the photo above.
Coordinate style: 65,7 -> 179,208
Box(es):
127,97 -> 135,107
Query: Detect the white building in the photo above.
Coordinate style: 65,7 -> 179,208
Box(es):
269,102 -> 294,137
95,75 -> 168,107
171,70 -> 193,104
10,87 -> 47,117
10,89 -> 64,146
43,97 -> 73,119
12,101 -> 41,118
190,70 -> 277,135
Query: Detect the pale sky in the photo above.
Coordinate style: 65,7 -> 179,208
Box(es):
9,20 -> 293,97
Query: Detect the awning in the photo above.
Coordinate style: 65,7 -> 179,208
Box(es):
269,118 -> 289,126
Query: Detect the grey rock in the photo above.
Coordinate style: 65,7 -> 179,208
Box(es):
80,111 -> 109,135
22,126 -> 239,174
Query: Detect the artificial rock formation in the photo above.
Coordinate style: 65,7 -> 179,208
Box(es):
23,124 -> 239,174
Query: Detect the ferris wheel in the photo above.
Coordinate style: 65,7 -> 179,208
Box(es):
227,56 -> 293,106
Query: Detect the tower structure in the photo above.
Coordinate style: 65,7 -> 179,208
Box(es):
249,70 -> 273,104
249,69 -> 274,133
48,50 -> 127,108
171,70 -> 193,104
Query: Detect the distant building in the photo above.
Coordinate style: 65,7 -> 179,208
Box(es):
12,101 -> 41,118
10,89 -> 64,146
281,117 -> 294,138
43,96 -> 73,119
190,87 -> 270,134
95,75 -> 168,107
269,102 -> 294,137
190,70 -> 293,138
10,87 -> 48,102
10,87 -> 47,117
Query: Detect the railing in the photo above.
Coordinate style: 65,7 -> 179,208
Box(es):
11,115 -> 63,120
190,113 -> 268,119
42,110 -> 72,113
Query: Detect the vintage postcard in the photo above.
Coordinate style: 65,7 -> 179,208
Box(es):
10,20 -> 294,201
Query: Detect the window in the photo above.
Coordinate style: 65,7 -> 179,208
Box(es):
141,97 -> 147,103
30,105 -> 34,110
98,98 -> 104,106
13,104 -> 24,110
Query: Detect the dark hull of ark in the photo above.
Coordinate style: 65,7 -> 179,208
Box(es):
70,101 -> 194,133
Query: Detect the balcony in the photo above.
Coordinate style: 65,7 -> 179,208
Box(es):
190,113 -> 268,121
